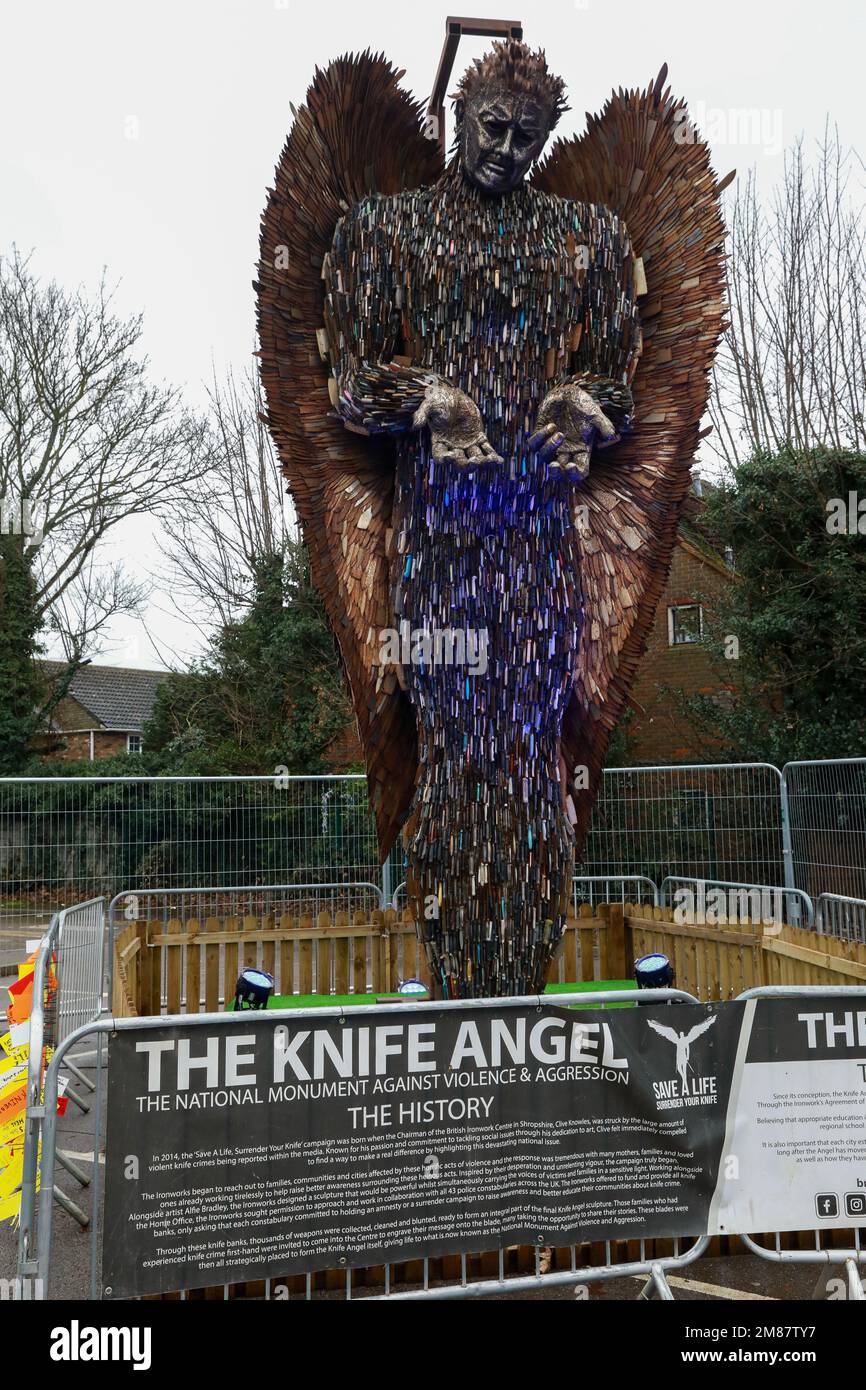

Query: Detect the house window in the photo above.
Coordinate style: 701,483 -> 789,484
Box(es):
668,604 -> 703,645
127,734 -> 142,754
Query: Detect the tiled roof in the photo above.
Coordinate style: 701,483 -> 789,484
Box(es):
40,661 -> 171,732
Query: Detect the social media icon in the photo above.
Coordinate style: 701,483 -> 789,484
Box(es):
844,1193 -> 865,1218
815,1193 -> 839,1219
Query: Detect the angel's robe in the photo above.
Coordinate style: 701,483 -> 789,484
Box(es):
325,164 -> 641,997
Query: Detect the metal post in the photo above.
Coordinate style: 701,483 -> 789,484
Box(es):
380,853 -> 392,914
17,917 -> 57,1276
846,1258 -> 865,1301
426,15 -> 524,159
89,1030 -> 106,1301
779,764 -> 800,924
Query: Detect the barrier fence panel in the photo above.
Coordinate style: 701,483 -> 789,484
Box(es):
659,875 -> 815,930
28,987 -> 718,1302
4,761 -> 866,937
570,874 -> 659,909
391,874 -> 660,915
580,762 -> 787,889
22,982 -> 866,1302
17,898 -> 107,1277
784,758 -> 866,904
733,985 -> 866,1299
54,897 -> 106,1045
0,774 -> 378,932
816,893 -> 866,944
108,882 -> 388,1010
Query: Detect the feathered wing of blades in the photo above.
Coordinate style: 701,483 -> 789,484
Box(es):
532,66 -> 728,849
256,53 -> 442,858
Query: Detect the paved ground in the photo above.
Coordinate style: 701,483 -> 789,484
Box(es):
490,1252 -> 822,1300
1,1050 -> 106,1300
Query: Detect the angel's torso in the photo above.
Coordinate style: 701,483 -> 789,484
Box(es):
371,172 -> 635,459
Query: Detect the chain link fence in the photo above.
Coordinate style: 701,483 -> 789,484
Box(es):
584,762 -> 786,887
784,759 -> 866,904
1,761 -> 864,936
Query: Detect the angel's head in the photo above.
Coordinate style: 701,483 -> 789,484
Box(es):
453,39 -> 568,195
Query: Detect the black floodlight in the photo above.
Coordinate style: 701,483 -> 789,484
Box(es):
634,952 -> 674,990
397,978 -> 428,997
234,968 -> 275,1010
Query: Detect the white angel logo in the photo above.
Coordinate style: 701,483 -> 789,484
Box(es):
647,1015 -> 717,1089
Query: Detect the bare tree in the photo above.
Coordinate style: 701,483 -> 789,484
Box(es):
159,362 -> 294,629
709,126 -> 866,468
0,247 -> 211,661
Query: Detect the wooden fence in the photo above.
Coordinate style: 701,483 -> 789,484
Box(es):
112,902 -> 866,1018
112,905 -> 616,1017
629,905 -> 866,998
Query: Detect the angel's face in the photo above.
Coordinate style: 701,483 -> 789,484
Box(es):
460,90 -> 552,194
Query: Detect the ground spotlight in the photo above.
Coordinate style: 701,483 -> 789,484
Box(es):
634,953 -> 674,990
234,968 -> 275,1010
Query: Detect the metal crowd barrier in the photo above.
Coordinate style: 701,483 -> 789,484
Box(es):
108,881 -> 388,937
660,875 -> 815,928
21,985 -> 710,1301
570,875 -> 660,909
816,892 -> 866,944
17,971 -> 866,1302
390,873 -> 661,913
733,985 -> 866,1300
17,898 -> 107,1275
107,881 -> 401,1011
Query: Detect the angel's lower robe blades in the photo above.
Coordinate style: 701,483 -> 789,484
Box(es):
396,442 -> 581,998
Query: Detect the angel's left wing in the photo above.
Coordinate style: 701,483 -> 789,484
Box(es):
532,67 -> 728,850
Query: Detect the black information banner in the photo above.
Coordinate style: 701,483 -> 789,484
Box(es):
102,997 -> 866,1297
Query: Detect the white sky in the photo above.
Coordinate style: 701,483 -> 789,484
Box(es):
2,0 -> 864,668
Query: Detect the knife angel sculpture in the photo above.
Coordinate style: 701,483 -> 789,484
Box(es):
256,40 -> 726,997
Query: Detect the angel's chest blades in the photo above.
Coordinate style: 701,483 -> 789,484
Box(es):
406,236 -> 583,349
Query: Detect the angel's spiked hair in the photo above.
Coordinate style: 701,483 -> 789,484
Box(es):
452,38 -> 570,131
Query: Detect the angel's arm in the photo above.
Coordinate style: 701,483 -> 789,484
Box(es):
323,197 -> 432,434
532,206 -> 642,471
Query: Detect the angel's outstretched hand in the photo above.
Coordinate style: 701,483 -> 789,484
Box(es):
529,380 -> 631,478
413,379 -> 503,467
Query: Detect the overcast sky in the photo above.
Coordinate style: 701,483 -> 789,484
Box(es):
3,0 -> 864,669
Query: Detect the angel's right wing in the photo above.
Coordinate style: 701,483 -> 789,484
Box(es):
256,53 -> 441,859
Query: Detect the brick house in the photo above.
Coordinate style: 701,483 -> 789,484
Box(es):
625,529 -> 734,764
36,662 -> 170,762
